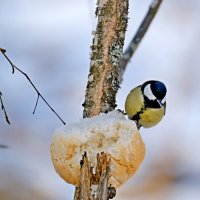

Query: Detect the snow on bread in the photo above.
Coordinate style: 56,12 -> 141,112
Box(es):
50,111 -> 145,188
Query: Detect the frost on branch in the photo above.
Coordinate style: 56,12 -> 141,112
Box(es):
50,111 -> 145,188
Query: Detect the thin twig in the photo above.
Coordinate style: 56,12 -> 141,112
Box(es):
0,91 -> 10,124
0,48 -> 66,125
33,95 -> 39,114
119,0 -> 163,83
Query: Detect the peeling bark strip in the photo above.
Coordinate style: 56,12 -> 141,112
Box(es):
73,152 -> 116,200
79,152 -> 91,200
83,0 -> 129,118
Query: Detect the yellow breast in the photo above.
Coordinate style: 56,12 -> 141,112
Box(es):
138,107 -> 165,128
125,87 -> 144,118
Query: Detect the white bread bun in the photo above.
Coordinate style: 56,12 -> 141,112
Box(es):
50,111 -> 145,188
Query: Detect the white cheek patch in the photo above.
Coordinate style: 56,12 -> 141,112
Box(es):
161,96 -> 166,104
144,84 -> 156,100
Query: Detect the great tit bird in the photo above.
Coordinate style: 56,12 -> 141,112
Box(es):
125,80 -> 167,129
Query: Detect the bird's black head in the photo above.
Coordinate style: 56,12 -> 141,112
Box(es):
142,80 -> 167,107
150,81 -> 167,100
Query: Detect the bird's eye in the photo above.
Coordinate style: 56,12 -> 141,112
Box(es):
144,84 -> 156,101
161,96 -> 166,104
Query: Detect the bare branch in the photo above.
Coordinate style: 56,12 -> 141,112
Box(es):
0,48 -> 66,125
83,0 -> 129,118
0,91 -> 10,124
119,0 -> 163,83
33,94 -> 39,114
81,1 -> 129,197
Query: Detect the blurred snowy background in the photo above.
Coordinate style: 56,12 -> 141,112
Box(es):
0,0 -> 200,199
